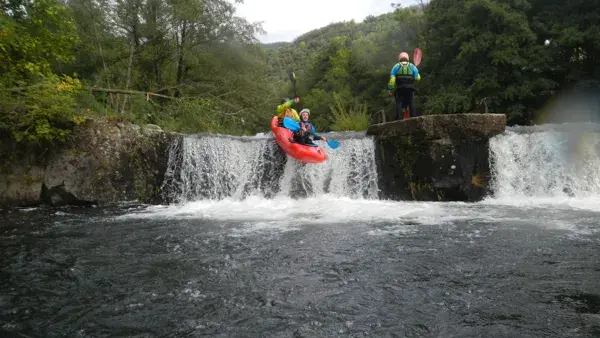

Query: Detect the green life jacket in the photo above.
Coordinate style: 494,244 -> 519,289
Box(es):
395,62 -> 414,87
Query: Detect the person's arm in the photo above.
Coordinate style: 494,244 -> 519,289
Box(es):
410,63 -> 421,81
276,100 -> 292,115
387,63 -> 399,91
276,98 -> 300,115
291,109 -> 300,121
310,124 -> 325,141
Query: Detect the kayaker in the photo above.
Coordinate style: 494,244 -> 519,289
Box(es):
293,108 -> 327,146
387,52 -> 421,120
277,97 -> 300,126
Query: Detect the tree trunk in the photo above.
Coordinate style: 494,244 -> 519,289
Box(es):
147,0 -> 162,88
121,35 -> 135,114
93,23 -> 117,110
175,20 -> 188,97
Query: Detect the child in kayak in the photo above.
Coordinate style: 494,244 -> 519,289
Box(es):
277,97 -> 300,126
293,108 -> 327,146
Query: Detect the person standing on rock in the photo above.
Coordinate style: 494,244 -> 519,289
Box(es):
387,52 -> 421,120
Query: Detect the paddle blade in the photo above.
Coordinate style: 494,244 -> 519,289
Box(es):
287,69 -> 298,97
327,139 -> 340,149
282,117 -> 301,132
413,48 -> 422,66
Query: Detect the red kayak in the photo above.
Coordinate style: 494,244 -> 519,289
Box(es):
270,116 -> 328,164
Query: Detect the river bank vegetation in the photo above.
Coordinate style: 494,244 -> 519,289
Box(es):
1,0 -> 598,146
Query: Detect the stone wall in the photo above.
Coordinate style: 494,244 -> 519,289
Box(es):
366,114 -> 506,202
0,119 -> 178,207
1,114 -> 508,207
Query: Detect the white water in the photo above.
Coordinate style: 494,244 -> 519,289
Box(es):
122,124 -> 600,227
486,123 -> 600,210
161,133 -> 379,203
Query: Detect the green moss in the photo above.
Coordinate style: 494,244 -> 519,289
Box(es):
127,139 -> 160,202
128,150 -> 145,201
391,135 -> 417,180
92,168 -> 108,191
383,130 -> 441,201
65,148 -> 88,157
1,158 -> 13,174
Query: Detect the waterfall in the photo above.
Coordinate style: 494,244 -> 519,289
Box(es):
161,132 -> 379,202
489,123 -> 600,200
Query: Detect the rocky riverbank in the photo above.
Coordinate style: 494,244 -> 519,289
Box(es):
0,119 -> 176,207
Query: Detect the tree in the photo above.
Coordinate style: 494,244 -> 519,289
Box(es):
0,0 -> 83,145
0,0 -> 79,84
420,0 -> 555,122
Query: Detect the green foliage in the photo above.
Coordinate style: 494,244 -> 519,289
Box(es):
0,75 -> 85,144
268,0 -> 600,126
64,0 -> 274,135
156,100 -> 225,134
0,0 -> 83,145
269,9 -> 425,130
0,0 -> 79,84
420,0 -> 556,117
2,0 -> 600,147
329,94 -> 370,132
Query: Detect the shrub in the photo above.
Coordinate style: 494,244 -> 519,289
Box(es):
0,75 -> 85,145
329,93 -> 370,131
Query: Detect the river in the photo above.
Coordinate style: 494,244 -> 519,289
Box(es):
1,124 -> 599,337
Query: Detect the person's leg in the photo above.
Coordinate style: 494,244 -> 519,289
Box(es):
394,90 -> 405,120
303,133 -> 317,146
401,93 -> 410,119
292,131 -> 303,143
293,131 -> 311,145
398,89 -> 412,120
406,90 -> 415,117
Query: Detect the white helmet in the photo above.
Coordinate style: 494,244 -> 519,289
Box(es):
300,108 -> 310,115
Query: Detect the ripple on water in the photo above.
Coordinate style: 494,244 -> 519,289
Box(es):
0,199 -> 599,337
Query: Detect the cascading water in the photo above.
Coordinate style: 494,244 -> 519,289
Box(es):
160,120 -> 600,206
161,132 -> 379,202
488,123 -> 600,200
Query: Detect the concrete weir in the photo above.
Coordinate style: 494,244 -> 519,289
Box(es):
366,114 -> 506,201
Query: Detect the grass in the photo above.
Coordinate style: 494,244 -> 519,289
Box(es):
329,94 -> 370,132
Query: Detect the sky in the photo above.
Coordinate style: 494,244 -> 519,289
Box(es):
235,0 -> 401,43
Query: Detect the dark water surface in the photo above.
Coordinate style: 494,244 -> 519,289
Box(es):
1,202 -> 599,337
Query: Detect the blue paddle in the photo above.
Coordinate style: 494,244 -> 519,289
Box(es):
326,139 -> 340,149
283,116 -> 301,132
282,117 -> 340,149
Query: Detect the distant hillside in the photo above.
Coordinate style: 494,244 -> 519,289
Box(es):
260,42 -> 292,50
259,0 -> 598,129
263,12 -> 398,83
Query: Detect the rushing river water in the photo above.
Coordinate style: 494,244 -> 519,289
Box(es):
1,124 -> 600,337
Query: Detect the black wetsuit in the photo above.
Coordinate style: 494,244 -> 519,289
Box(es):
293,120 -> 322,146
394,75 -> 416,120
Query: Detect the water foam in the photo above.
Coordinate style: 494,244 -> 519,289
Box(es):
487,123 -> 600,211
118,195 -> 440,224
116,195 -> 599,238
161,133 -> 379,202
126,123 -> 600,229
